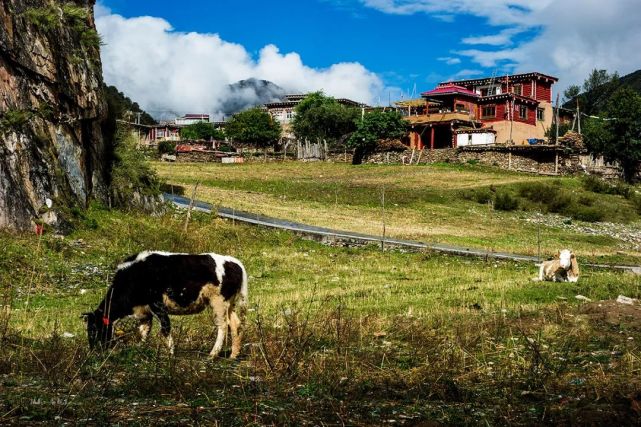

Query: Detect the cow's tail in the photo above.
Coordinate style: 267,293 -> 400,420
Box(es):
238,260 -> 248,308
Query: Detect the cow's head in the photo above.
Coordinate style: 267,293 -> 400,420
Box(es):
559,249 -> 573,270
81,310 -> 113,350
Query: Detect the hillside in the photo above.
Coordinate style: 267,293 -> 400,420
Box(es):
564,69 -> 641,113
104,84 -> 156,125
619,69 -> 641,92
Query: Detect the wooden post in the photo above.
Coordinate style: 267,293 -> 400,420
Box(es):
430,126 -> 435,150
183,181 -> 200,233
380,186 -> 386,252
554,93 -> 560,174
576,98 -> 581,134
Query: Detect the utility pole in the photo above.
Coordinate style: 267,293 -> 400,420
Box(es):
576,98 -> 581,134
554,93 -> 560,174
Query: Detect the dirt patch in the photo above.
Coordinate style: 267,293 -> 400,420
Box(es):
579,299 -> 641,328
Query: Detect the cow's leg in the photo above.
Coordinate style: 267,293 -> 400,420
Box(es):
150,303 -> 174,355
139,315 -> 153,341
538,264 -> 545,281
133,306 -> 153,341
209,295 -> 229,358
228,306 -> 244,359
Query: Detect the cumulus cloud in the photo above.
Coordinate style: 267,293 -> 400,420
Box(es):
359,0 -> 641,89
95,6 -> 383,119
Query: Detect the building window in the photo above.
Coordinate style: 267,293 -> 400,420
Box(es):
481,105 -> 496,118
286,110 -> 294,119
537,108 -> 545,121
512,84 -> 522,96
519,105 -> 527,120
455,103 -> 465,112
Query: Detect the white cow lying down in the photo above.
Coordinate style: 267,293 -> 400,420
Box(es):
538,250 -> 580,282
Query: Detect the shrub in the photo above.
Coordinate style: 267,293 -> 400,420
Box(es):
494,192 -> 518,211
0,109 -> 32,132
631,193 -> 641,215
460,188 -> 494,205
111,129 -> 160,210
582,175 -> 632,198
571,206 -> 605,222
23,6 -> 59,31
158,140 -> 176,155
582,175 -> 610,193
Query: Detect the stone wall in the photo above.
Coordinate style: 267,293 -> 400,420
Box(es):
366,147 -> 589,175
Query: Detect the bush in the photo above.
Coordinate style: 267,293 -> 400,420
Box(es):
111,129 -> 161,210
461,188 -> 494,205
494,192 -> 518,211
571,206 -> 605,222
582,175 -> 632,198
0,109 -> 32,132
23,6 -> 59,31
158,140 -> 176,155
631,193 -> 641,215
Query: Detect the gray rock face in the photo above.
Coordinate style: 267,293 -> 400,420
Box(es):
0,0 -> 109,231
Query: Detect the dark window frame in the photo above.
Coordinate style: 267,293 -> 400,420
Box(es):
481,105 -> 496,119
519,105 -> 528,120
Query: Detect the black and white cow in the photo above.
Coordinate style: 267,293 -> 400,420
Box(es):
82,251 -> 248,358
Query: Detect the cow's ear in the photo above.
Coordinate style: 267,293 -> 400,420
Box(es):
555,251 -> 560,258
571,253 -> 576,259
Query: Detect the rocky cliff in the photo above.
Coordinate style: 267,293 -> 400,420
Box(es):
0,0 -> 109,231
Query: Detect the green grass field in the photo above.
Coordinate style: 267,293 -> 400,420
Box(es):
155,161 -> 641,265
1,163 -> 641,425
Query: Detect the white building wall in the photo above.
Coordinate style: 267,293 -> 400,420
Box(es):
457,132 -> 496,147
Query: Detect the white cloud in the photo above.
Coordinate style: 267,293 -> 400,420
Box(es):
448,69 -> 484,80
360,0 -> 550,25
461,28 -> 524,46
359,0 -> 641,90
95,7 -> 384,118
438,57 -> 461,65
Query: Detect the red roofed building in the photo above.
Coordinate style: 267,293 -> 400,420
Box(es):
402,72 -> 558,149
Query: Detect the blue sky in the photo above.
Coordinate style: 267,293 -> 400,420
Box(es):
101,0 -> 499,92
96,0 -> 641,117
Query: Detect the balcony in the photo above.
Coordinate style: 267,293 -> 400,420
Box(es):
403,111 -> 478,125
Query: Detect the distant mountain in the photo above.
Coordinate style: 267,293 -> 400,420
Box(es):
104,84 -> 157,125
563,69 -> 641,114
219,78 -> 286,118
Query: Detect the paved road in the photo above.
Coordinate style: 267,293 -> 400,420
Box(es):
164,193 -> 641,273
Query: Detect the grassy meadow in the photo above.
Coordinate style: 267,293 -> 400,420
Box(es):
155,161 -> 641,265
1,162 -> 640,425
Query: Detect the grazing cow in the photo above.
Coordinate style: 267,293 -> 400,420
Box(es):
82,251 -> 248,358
538,249 -> 580,282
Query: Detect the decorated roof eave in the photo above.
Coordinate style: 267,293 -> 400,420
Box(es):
439,72 -> 558,87
477,93 -> 540,106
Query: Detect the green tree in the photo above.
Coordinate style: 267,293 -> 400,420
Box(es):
579,69 -> 620,114
225,108 -> 282,147
563,84 -> 580,104
584,86 -> 641,182
180,121 -> 224,140
291,92 -> 360,146
347,111 -> 406,165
